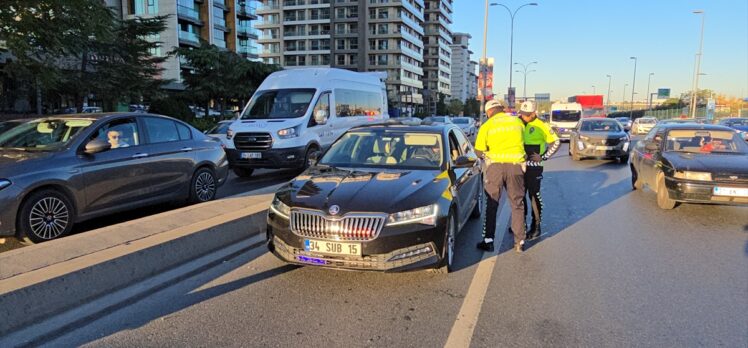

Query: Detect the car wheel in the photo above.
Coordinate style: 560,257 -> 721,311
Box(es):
656,174 -> 677,210
190,167 -> 218,203
18,189 -> 75,243
631,164 -> 643,190
434,214 -> 456,274
571,145 -> 581,161
303,146 -> 319,170
233,167 -> 254,178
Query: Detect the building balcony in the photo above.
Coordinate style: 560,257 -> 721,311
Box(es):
178,31 -> 201,47
237,27 -> 260,39
238,46 -> 259,58
213,0 -> 228,11
177,6 -> 203,25
237,3 -> 258,18
257,1 -> 280,12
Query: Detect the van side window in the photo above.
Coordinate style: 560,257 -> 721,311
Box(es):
309,92 -> 331,127
334,88 -> 382,117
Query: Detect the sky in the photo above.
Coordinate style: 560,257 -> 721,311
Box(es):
452,0 -> 748,102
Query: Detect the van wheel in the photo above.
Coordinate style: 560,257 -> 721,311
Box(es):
303,147 -> 319,170
233,167 -> 254,178
18,189 -> 75,243
190,168 -> 217,203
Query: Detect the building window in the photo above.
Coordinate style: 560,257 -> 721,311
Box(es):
337,39 -> 345,50
337,54 -> 346,65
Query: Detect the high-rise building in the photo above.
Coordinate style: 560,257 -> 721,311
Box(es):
255,0 -> 426,116
422,0 -> 452,115
467,60 -> 478,100
448,32 -> 471,102
110,0 -> 260,89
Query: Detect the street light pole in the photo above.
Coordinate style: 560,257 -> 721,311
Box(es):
592,85 -> 596,94
495,2 -> 538,108
691,10 -> 705,118
623,83 -> 628,110
646,72 -> 654,109
629,56 -> 637,118
479,0 -> 492,124
606,74 -> 612,113
514,61 -> 537,100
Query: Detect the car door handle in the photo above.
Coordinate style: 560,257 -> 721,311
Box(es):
181,147 -> 193,152
132,153 -> 149,159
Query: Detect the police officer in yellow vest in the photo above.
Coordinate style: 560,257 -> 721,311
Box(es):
475,100 -> 527,253
518,100 -> 560,240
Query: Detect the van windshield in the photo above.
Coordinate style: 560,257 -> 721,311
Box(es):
551,110 -> 581,122
240,89 -> 316,119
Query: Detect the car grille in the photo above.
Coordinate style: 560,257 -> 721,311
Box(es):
713,173 -> 748,184
234,132 -> 272,151
587,138 -> 621,146
290,209 -> 387,241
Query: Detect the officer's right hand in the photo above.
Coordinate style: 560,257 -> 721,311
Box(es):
529,153 -> 542,163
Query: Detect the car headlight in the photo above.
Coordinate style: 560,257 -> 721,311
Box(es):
619,136 -> 629,143
226,129 -> 234,140
270,196 -> 291,219
387,204 -> 438,226
0,179 -> 10,191
277,126 -> 299,139
674,171 -> 712,181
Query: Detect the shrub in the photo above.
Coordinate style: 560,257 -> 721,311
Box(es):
148,97 -> 193,122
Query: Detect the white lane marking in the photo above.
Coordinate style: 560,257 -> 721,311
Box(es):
444,198 -> 511,348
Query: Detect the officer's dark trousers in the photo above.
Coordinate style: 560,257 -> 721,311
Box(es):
483,163 -> 526,244
523,166 -> 543,233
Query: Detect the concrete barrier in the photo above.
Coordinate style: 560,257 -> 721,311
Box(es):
0,187 -> 279,338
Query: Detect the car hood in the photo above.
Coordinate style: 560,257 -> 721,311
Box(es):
0,149 -> 57,178
663,152 -> 748,173
277,166 -> 450,215
578,131 -> 627,139
728,125 -> 748,132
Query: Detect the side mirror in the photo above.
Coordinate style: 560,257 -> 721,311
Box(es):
84,138 -> 111,154
314,110 -> 329,125
454,155 -> 477,168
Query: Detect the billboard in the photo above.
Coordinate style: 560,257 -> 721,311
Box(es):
657,88 -> 671,99
477,57 -> 494,100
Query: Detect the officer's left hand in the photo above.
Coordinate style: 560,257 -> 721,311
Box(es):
529,153 -> 542,163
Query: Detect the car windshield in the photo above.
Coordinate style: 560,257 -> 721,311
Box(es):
240,89 -> 315,120
0,118 -> 93,150
665,130 -> 747,154
452,118 -> 470,124
0,121 -> 24,134
638,118 -> 657,124
320,130 -> 444,169
724,119 -> 748,126
431,117 -> 447,123
581,120 -> 622,132
616,118 -> 630,123
551,110 -> 581,122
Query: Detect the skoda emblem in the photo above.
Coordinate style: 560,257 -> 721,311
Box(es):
328,205 -> 340,216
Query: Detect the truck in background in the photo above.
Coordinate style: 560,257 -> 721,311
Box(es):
568,95 -> 605,118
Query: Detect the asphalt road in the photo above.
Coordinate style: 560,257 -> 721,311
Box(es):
43,143 -> 748,347
0,168 -> 300,253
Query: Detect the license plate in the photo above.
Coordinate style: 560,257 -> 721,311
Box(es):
713,186 -> 748,197
304,239 -> 361,256
595,146 -> 615,150
240,152 -> 261,159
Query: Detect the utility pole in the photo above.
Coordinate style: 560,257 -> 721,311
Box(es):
479,0 -> 490,124
606,74 -> 612,113
629,56 -> 637,118
646,72 -> 654,109
690,10 -> 705,118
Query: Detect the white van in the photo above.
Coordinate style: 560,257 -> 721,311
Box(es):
225,68 -> 388,177
549,102 -> 582,141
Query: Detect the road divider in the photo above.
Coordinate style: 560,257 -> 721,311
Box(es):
0,184 -> 282,339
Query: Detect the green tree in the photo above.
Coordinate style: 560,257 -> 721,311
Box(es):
435,93 -> 448,115
174,43 -> 279,118
447,99 -> 464,116
463,98 -> 480,116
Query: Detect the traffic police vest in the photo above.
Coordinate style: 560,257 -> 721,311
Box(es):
475,113 -> 526,164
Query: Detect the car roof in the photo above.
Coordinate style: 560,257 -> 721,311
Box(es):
657,124 -> 734,131
351,122 -> 453,134
580,118 -> 618,122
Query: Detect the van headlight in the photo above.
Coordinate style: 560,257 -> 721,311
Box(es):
270,196 -> 291,219
387,204 -> 438,226
674,171 -> 712,181
0,179 -> 10,191
226,129 -> 234,140
278,126 -> 299,139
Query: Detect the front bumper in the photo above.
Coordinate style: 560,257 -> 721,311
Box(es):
226,145 -> 307,169
553,128 -> 573,140
574,141 -> 629,159
665,177 -> 748,206
266,214 -> 445,272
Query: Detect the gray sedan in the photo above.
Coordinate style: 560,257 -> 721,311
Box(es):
0,113 -> 229,243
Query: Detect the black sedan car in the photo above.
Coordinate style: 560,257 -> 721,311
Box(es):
569,118 -> 630,162
266,123 -> 482,273
0,113 -> 228,243
718,117 -> 748,141
630,124 -> 748,209
615,117 -> 632,132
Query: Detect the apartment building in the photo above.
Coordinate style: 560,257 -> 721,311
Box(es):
422,0 -> 453,110
467,59 -> 478,100
448,32 -> 472,102
111,0 -> 260,89
256,0 -> 426,115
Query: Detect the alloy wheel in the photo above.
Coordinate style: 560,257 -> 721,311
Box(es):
28,197 -> 69,240
195,171 -> 217,202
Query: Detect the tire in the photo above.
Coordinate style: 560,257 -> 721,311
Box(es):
232,167 -> 254,178
303,146 -> 319,170
656,174 -> 677,210
571,145 -> 581,161
434,214 -> 456,274
17,189 -> 75,243
616,155 -> 628,164
631,164 -> 643,190
189,167 -> 218,203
